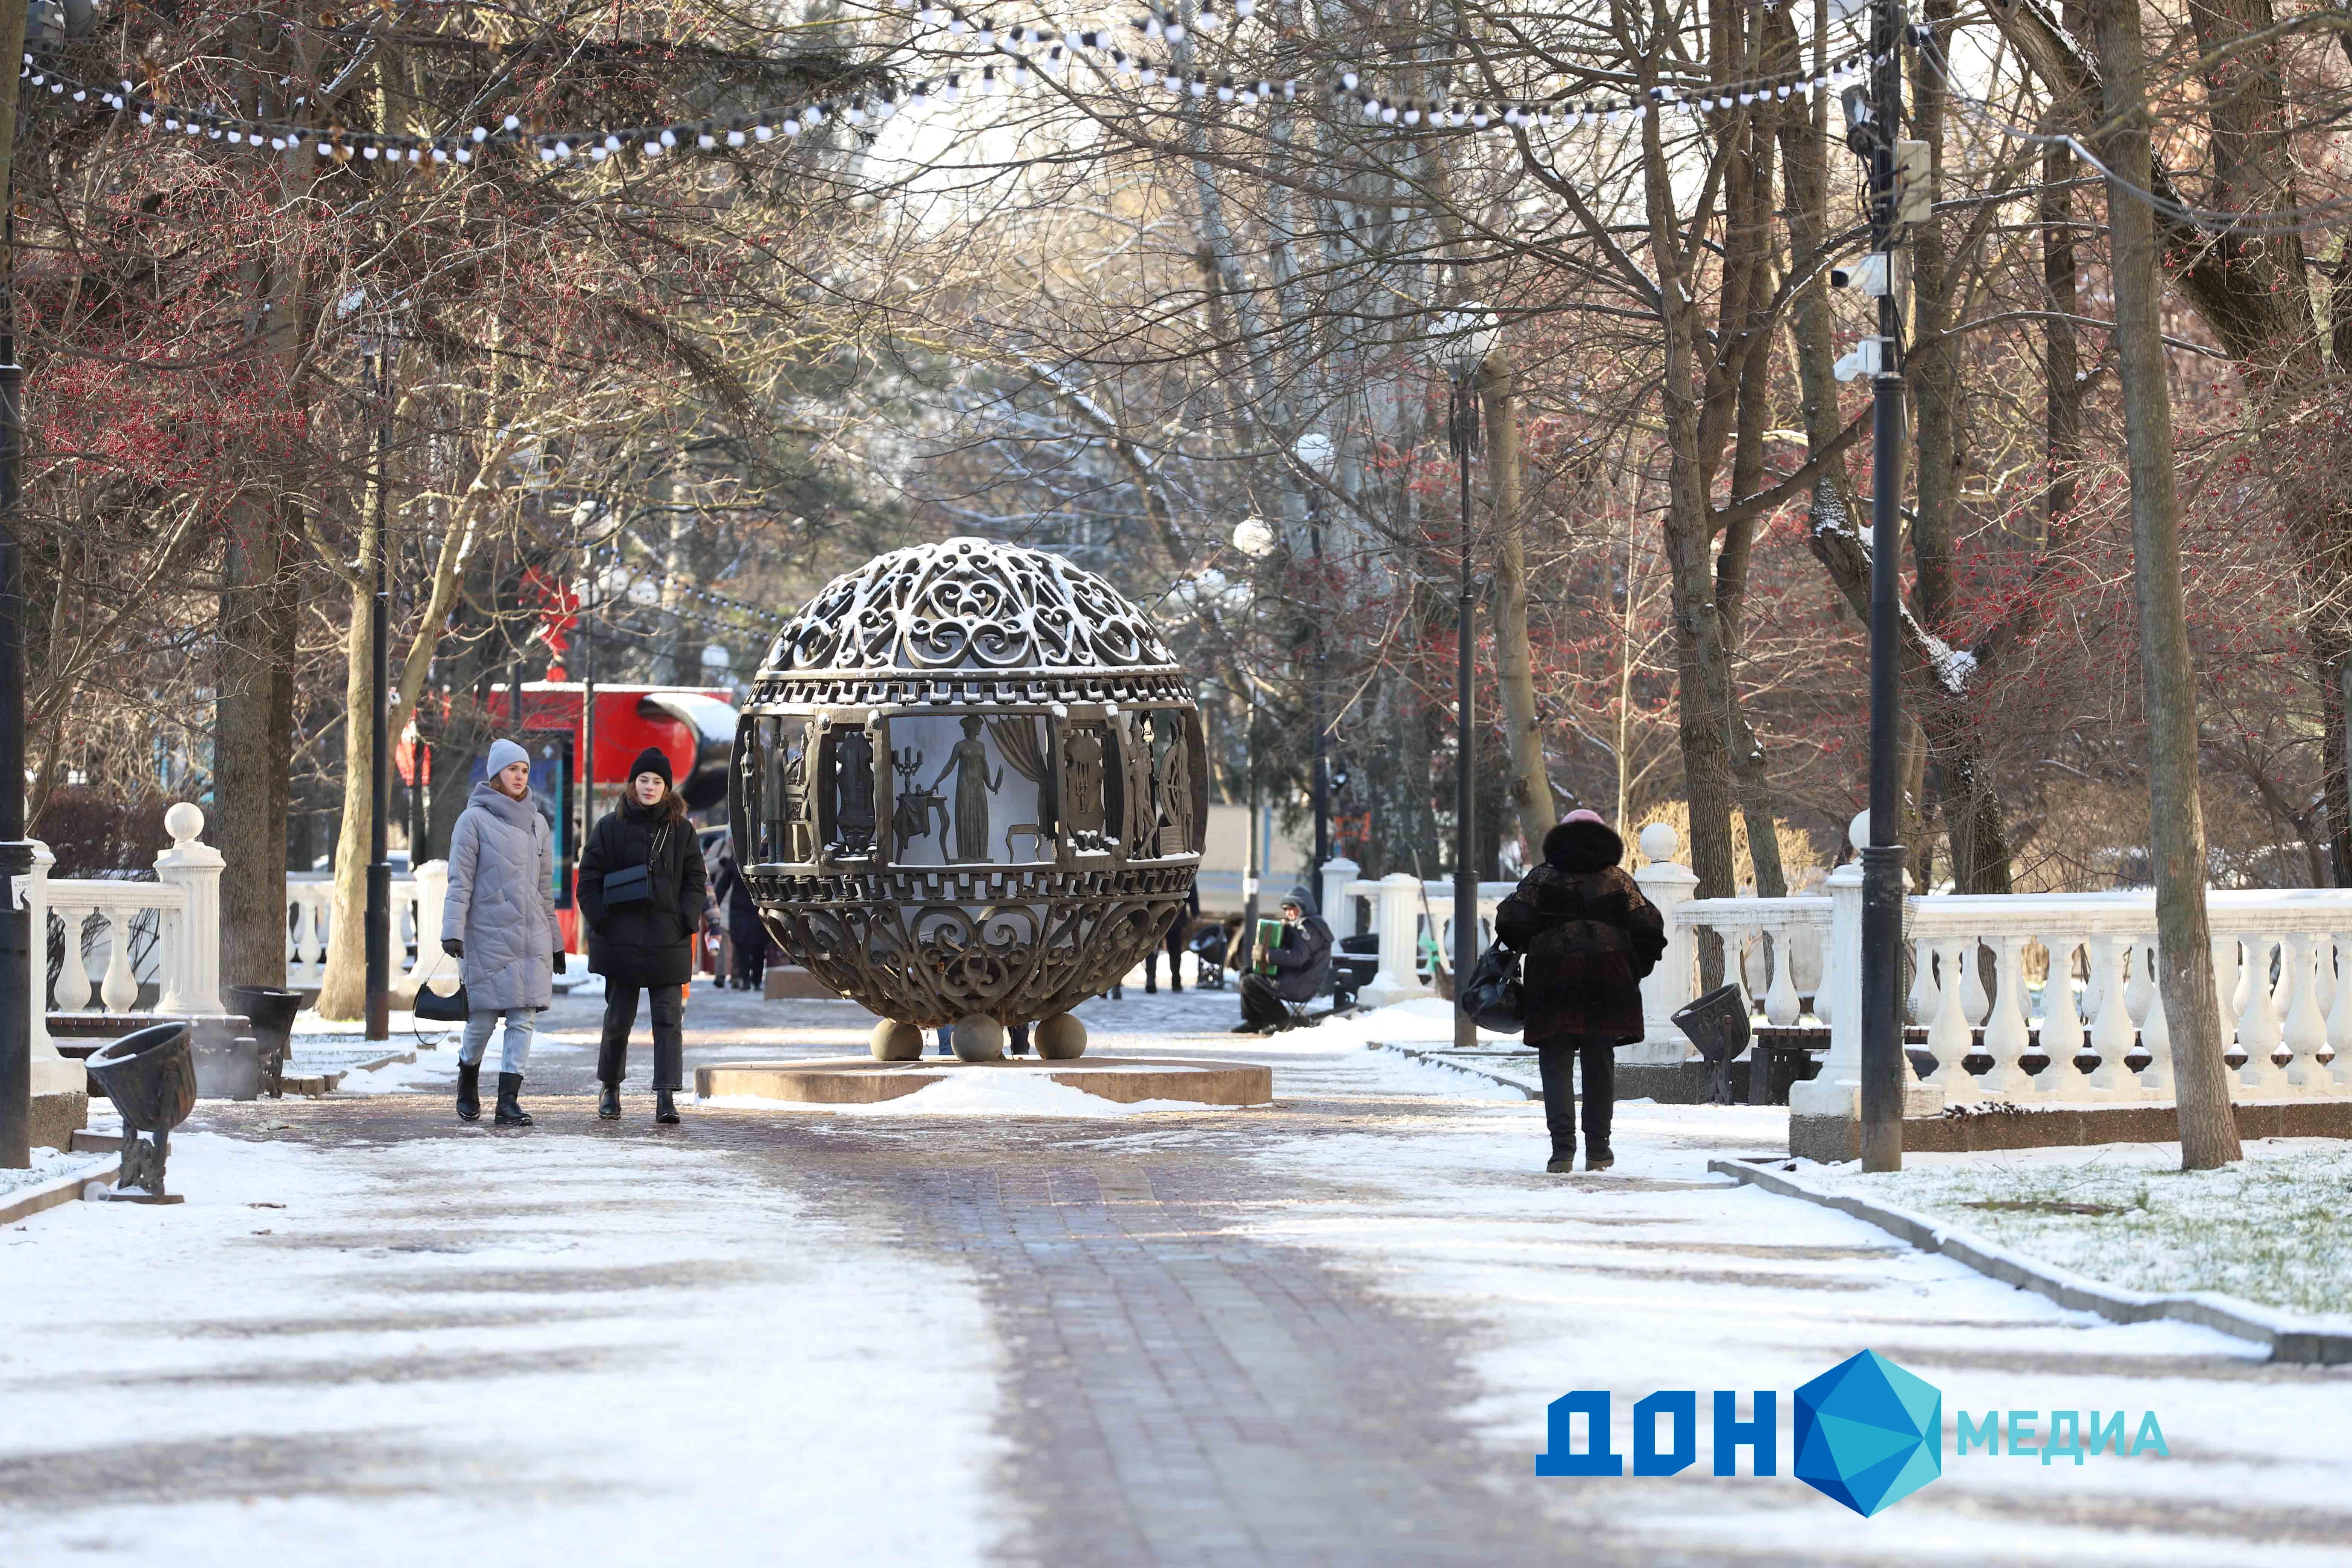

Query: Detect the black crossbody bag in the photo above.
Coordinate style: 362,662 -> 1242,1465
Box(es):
601,821 -> 669,905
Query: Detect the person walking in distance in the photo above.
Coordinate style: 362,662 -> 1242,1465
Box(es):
1145,886 -> 1200,995
713,841 -> 767,993
1495,811 -> 1666,1173
580,748 -> 707,1125
441,740 -> 562,1127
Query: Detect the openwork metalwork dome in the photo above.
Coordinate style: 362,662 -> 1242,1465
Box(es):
730,537 -> 1205,1051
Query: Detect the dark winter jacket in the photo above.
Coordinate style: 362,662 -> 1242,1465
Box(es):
714,856 -> 759,924
578,796 -> 707,988
1262,885 -> 1334,1004
1494,819 -> 1667,1046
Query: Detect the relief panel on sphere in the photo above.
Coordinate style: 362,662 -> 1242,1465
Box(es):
884,710 -> 1052,867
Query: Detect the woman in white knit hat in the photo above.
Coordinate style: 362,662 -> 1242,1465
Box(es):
440,738 -> 562,1126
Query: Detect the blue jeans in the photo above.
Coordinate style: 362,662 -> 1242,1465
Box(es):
459,1008 -> 535,1075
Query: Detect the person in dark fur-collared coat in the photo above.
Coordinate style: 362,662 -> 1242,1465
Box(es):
1495,811 -> 1667,1174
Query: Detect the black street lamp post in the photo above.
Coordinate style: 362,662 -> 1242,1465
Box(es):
364,332 -> 393,1043
1842,1 -> 1911,1169
1434,308 -> 1501,1052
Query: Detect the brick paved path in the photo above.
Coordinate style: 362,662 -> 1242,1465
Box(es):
207,1089 -> 1620,1567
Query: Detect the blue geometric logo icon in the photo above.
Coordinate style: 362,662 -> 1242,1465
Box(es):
1793,1351 -> 1942,1516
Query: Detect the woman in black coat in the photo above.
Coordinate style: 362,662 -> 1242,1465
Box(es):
1494,811 -> 1667,1174
578,747 -> 707,1125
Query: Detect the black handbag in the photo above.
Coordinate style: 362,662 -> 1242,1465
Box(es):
1457,939 -> 1525,1035
414,954 -> 468,1022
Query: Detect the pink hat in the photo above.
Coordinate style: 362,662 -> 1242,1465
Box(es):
1563,808 -> 1605,826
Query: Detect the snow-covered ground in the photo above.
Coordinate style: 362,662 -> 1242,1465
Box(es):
0,1144 -> 114,1200
0,1129 -> 1006,1566
17,992 -> 2350,1565
1217,1087 -> 2352,1566
1810,1138 -> 2352,1323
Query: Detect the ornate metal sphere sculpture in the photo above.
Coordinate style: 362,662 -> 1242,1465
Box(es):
730,537 -> 1205,1060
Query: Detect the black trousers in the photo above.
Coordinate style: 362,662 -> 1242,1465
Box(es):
729,921 -> 766,991
600,983 -> 684,1090
1535,1038 -> 1616,1158
1239,973 -> 1292,1030
1144,921 -> 1188,990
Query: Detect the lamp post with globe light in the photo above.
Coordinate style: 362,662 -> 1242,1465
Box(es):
1292,432 -> 1336,870
1231,518 -> 1278,954
1429,308 -> 1501,1051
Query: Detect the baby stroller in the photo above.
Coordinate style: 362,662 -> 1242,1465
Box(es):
1187,924 -> 1230,990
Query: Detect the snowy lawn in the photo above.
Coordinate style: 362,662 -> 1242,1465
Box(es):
1812,1137 -> 2352,1323
0,1145 -> 114,1199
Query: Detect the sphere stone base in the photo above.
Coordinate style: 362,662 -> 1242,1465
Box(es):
869,1020 -> 924,1062
694,1057 -> 1271,1108
950,1015 -> 1006,1062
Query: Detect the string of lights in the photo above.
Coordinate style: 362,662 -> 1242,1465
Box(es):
23,20 -> 1882,173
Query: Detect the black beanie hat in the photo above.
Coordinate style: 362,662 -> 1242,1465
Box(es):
628,747 -> 674,787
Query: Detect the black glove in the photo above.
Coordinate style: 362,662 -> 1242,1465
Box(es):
552,950 -> 564,975
442,938 -> 464,959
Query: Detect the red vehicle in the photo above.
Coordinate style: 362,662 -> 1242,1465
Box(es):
469,683 -> 737,950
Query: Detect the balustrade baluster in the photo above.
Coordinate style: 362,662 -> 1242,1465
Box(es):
1925,937 -> 1975,1097
299,888 -> 326,984
2085,935 -> 2139,1097
55,904 -> 90,1011
2317,934 -> 2339,1018
2325,933 -> 2352,1092
99,908 -> 138,1013
2038,933 -> 2085,1073
1960,941 -> 1991,1028
2278,932 -> 2329,1093
2237,934 -> 2289,1093
1908,936 -> 1936,1026
2211,934 -> 2242,1070
2138,937 -> 2174,1097
1762,920 -> 1801,1026
1981,933 -> 2037,1097
2122,941 -> 2153,1033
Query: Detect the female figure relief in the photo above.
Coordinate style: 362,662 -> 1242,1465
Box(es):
933,716 -> 1003,862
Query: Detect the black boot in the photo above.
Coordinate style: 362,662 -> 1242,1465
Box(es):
456,1061 -> 481,1122
495,1072 -> 534,1127
654,1088 -> 680,1125
598,1082 -> 621,1120
1546,1151 -> 1577,1174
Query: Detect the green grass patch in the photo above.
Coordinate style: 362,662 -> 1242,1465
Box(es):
1829,1144 -> 2352,1319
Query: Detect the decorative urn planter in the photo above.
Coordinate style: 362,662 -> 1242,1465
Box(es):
730,537 -> 1205,1060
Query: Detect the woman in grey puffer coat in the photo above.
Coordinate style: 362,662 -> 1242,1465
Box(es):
441,738 -> 562,1126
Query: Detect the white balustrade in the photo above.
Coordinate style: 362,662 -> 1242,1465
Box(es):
42,803 -> 223,1021
1309,813 -> 2352,1115
284,869 -> 419,992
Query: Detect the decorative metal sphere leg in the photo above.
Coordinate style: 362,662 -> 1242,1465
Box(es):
1034,1013 -> 1087,1060
950,1015 -> 1006,1062
870,1020 -> 923,1062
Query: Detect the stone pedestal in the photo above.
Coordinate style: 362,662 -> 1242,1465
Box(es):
763,965 -> 836,1000
30,1091 -> 89,1153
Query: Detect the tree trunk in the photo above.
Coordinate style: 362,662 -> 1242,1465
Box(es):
313,522 -> 380,1021
1481,355 -> 1555,848
2090,0 -> 2239,1169
215,508 -> 296,987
